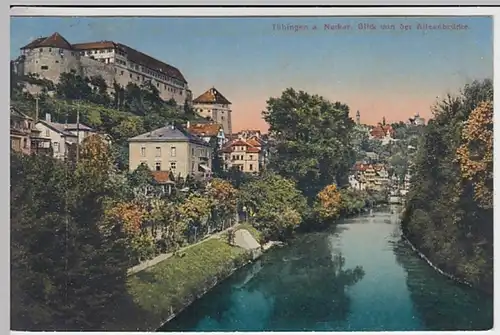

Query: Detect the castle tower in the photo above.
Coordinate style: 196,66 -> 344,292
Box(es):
356,110 -> 360,125
192,87 -> 233,135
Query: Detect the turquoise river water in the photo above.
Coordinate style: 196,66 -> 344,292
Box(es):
160,206 -> 493,331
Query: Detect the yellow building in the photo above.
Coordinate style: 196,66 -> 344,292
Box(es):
221,138 -> 261,174
128,124 -> 212,179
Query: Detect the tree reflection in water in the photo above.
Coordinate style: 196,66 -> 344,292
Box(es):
392,239 -> 493,331
163,230 -> 365,331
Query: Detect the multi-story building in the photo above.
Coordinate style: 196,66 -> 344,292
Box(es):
10,106 -> 51,155
221,138 -> 261,174
13,32 -> 191,105
350,162 -> 390,191
193,87 -> 233,135
35,114 -> 80,160
186,121 -> 226,148
128,124 -> 212,179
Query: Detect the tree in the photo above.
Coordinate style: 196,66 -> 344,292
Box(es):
262,88 -> 356,200
177,193 -> 212,242
206,178 -> 238,230
239,172 -> 307,240
456,101 -> 493,209
315,184 -> 342,222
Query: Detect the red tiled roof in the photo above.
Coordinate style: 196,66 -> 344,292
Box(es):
21,32 -> 73,50
246,138 -> 261,147
370,123 -> 394,138
193,87 -> 231,105
152,171 -> 172,184
72,41 -> 116,50
247,147 -> 261,153
188,123 -> 222,137
221,138 -> 261,153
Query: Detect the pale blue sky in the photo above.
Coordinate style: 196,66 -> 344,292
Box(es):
10,16 -> 493,130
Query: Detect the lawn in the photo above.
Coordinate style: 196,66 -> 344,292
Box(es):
124,237 -> 250,330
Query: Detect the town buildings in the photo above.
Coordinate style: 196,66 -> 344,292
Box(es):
369,122 -> 396,145
10,106 -> 51,155
407,112 -> 426,126
128,124 -> 212,179
221,138 -> 262,174
186,121 -> 226,148
193,87 -> 233,135
12,32 -> 191,105
350,162 -> 390,191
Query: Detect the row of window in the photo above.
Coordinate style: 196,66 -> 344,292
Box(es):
117,69 -> 184,95
141,146 -> 177,158
231,154 -> 254,161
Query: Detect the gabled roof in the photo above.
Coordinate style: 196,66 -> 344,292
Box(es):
221,138 -> 261,154
63,123 -> 95,132
188,123 -> 223,137
193,87 -> 231,105
21,32 -> 73,50
246,138 -> 262,147
37,120 -> 78,137
10,106 -> 33,121
72,41 -> 116,50
128,124 -> 209,146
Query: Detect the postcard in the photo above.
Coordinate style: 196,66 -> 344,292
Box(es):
9,7 -> 494,332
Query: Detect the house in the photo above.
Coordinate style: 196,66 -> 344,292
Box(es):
369,123 -> 396,145
351,162 -> 389,191
186,121 -> 226,148
10,106 -> 51,155
221,138 -> 261,174
128,123 -> 212,179
193,87 -> 233,135
35,114 -> 79,160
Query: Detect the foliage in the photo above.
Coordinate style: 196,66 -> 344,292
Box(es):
315,184 -> 343,222
238,172 -> 307,241
125,238 -> 250,330
455,101 -> 493,209
401,79 -> 493,293
10,152 -> 131,330
263,88 -> 356,199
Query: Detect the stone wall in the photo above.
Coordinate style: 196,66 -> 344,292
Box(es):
23,47 -> 81,83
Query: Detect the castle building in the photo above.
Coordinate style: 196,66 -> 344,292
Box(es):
193,87 -> 233,135
13,32 -> 192,105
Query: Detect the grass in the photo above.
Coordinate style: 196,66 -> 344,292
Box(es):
124,237 -> 250,330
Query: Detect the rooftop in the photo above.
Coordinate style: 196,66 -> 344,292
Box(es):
128,124 -> 209,146
188,122 -> 223,137
193,87 -> 231,105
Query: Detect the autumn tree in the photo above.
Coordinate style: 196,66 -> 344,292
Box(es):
177,193 -> 212,242
206,178 -> 238,231
315,184 -> 343,222
456,101 -> 493,209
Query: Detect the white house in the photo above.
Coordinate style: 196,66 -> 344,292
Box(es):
35,114 -> 78,160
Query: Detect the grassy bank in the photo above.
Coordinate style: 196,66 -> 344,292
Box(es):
108,237 -> 252,331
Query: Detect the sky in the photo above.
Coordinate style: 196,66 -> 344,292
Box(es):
10,16 -> 493,132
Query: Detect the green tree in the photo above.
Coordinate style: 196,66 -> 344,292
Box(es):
263,88 -> 356,199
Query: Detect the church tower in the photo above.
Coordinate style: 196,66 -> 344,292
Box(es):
356,110 -> 360,125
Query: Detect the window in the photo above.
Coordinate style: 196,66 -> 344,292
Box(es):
249,164 -> 253,171
249,155 -> 253,160
170,162 -> 177,170
48,48 -> 52,52
55,60 -> 59,63
191,148 -> 195,156
45,129 -> 50,137
140,146 -> 146,157
130,73 -> 132,78
23,138 -> 28,148
120,70 -> 124,75
53,142 -> 60,153
155,162 -> 161,171
155,146 -> 161,157
39,48 -> 44,52
41,65 -> 49,70
171,146 -> 176,157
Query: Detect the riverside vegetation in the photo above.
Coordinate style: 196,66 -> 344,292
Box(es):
10,70 -> 493,330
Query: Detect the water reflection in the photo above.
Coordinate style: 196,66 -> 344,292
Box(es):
392,239 -> 493,331
162,231 -> 365,331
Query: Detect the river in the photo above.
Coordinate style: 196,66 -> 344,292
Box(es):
159,206 -> 493,331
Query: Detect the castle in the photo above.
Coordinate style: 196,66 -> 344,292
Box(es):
11,32 -> 192,105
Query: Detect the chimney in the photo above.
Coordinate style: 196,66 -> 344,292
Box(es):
45,113 -> 51,122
